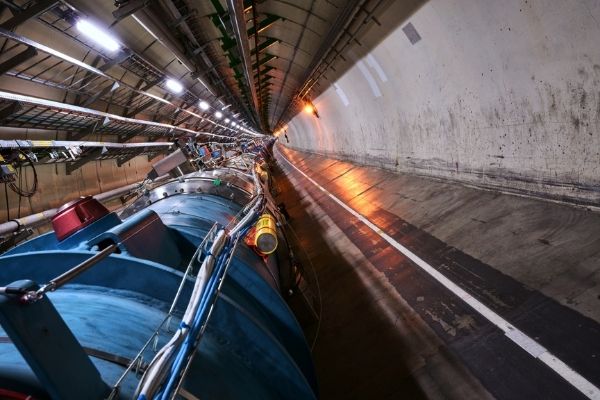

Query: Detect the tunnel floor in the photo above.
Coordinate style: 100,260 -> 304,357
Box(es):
272,145 -> 600,400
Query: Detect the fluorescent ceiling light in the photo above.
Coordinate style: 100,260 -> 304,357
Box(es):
199,101 -> 209,110
215,111 -> 223,119
221,104 -> 232,110
224,118 -> 230,123
165,79 -> 184,93
76,19 -> 120,52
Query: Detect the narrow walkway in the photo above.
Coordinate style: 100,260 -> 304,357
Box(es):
273,145 -> 600,400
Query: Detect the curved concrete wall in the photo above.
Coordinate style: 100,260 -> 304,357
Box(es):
0,129 -> 156,224
285,0 -> 600,205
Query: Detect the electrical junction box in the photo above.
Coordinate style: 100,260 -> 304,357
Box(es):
0,163 -> 16,183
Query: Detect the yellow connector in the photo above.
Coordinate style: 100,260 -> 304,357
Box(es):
254,213 -> 278,254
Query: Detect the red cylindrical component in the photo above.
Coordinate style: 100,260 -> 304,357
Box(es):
0,388 -> 36,399
51,196 -> 109,241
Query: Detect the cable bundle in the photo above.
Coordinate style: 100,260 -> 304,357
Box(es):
8,151 -> 38,198
134,230 -> 227,399
134,167 -> 266,399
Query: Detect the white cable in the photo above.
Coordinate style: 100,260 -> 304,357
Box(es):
135,153 -> 267,398
135,231 -> 226,399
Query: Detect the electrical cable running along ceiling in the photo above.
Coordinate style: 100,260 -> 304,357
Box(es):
106,0 -> 385,133
0,0 -> 385,137
0,0 -> 258,141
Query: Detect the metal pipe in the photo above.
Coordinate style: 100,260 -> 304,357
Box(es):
131,10 -> 217,96
93,181 -> 145,202
0,91 -> 234,140
0,209 -> 58,236
1,244 -> 118,299
0,140 -> 173,150
36,244 -> 118,296
0,179 -> 151,236
226,0 -> 260,123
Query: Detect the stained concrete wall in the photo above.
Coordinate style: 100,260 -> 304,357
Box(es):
285,0 -> 600,206
0,129 -> 157,224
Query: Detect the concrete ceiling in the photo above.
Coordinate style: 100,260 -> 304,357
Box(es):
0,0 -> 379,135
119,0 -> 371,132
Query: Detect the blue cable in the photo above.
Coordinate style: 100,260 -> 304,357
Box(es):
160,269 -> 222,397
159,238 -> 233,399
158,214 -> 261,398
162,263 -> 224,396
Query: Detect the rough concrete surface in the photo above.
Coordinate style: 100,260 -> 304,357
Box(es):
285,0 -> 600,206
273,149 -> 494,400
276,144 -> 600,399
279,145 -> 600,323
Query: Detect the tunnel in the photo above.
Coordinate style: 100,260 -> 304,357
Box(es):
0,0 -> 599,399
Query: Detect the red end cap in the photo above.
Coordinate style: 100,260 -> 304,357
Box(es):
51,196 -> 109,241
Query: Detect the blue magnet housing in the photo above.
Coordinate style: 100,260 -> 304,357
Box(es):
0,169 -> 317,400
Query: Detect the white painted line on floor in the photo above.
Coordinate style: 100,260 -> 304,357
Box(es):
278,149 -> 600,400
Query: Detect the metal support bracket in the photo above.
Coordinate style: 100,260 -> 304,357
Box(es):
67,120 -> 99,141
116,153 -> 138,167
0,280 -> 110,400
118,127 -> 147,143
81,81 -> 120,107
65,149 -> 101,175
252,53 -> 276,70
98,50 -> 132,72
1,0 -> 58,30
125,98 -> 156,119
0,46 -> 37,75
254,65 -> 274,80
246,13 -> 281,36
0,101 -> 21,123
112,0 -> 154,21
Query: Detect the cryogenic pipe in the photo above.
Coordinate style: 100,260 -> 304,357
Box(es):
0,208 -> 59,236
93,182 -> 141,202
229,168 -> 265,237
0,180 -> 148,236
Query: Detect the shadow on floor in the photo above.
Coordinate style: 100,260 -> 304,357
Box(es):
271,161 -> 430,400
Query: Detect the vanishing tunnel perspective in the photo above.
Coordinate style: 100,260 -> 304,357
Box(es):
0,0 -> 599,399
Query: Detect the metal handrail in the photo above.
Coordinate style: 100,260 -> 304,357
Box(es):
136,168 -> 265,399
0,244 -> 118,302
105,223 -> 220,399
169,235 -> 241,400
